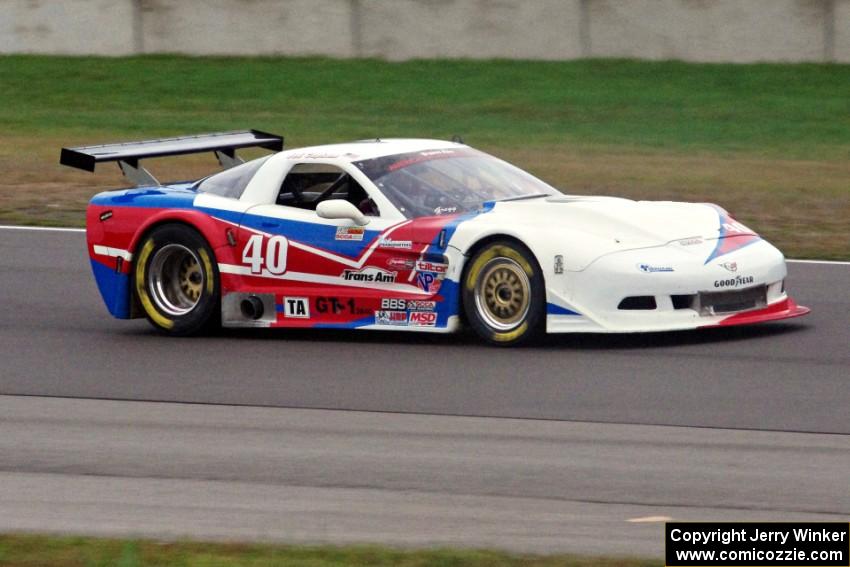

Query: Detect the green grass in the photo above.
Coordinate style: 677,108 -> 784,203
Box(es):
0,55 -> 848,258
2,55 -> 849,158
0,534 -> 658,567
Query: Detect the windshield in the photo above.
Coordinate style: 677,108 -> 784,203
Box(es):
353,148 -> 558,218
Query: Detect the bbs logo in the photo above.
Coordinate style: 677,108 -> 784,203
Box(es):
381,299 -> 438,310
381,298 -> 407,310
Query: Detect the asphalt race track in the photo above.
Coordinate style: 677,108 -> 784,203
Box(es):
1,227 -> 848,555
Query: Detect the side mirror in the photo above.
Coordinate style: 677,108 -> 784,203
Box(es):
316,200 -> 370,226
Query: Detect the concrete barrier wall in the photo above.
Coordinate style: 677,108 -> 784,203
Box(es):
0,0 -> 137,55
358,0 -> 583,61
140,0 -> 354,57
586,0 -> 829,63
835,0 -> 850,62
1,0 -> 848,63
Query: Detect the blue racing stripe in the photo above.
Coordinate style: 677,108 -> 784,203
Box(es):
426,203 -> 497,325
547,303 -> 580,316
90,185 -> 197,209
233,211 -> 383,259
427,201 -> 496,253
313,315 -> 375,329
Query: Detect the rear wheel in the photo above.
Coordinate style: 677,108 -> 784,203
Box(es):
134,224 -> 220,336
462,240 -> 545,346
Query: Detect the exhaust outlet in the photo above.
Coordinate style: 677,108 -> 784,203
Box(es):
222,292 -> 275,327
240,296 -> 265,320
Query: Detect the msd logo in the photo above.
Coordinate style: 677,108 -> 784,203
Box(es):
408,311 -> 437,327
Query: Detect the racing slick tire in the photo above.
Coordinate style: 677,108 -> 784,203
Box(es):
134,223 -> 220,336
462,240 -> 545,346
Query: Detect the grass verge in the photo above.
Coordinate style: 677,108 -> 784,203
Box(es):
0,534 -> 658,567
1,55 -> 848,258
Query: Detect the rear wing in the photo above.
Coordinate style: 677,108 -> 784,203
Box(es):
60,129 -> 284,186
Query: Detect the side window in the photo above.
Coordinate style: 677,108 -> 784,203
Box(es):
277,163 -> 379,216
197,156 -> 270,199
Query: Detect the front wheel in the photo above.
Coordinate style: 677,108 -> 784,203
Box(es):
462,240 -> 545,346
134,224 -> 220,336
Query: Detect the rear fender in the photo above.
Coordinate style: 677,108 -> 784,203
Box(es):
127,209 -> 232,254
88,206 -> 237,319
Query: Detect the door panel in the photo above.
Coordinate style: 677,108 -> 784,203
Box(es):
230,203 -> 430,328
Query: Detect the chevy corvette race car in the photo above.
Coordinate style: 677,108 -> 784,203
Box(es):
61,130 -> 809,345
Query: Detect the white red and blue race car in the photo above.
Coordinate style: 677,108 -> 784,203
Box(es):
61,131 -> 809,345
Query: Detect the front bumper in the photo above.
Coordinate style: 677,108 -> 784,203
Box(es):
545,238 -> 810,333
700,296 -> 809,328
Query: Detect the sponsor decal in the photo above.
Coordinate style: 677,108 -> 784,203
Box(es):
381,298 -> 407,310
704,207 -> 761,264
386,149 -> 460,172
342,267 -> 397,283
678,237 -> 703,246
283,297 -> 309,318
554,255 -> 564,274
637,263 -> 674,273
434,206 -> 457,215
378,237 -> 412,250
315,296 -> 370,315
415,271 -> 442,293
719,261 -> 738,272
387,258 -> 415,270
335,226 -> 365,241
415,260 -> 447,274
380,298 -> 437,311
714,275 -> 755,288
375,310 -> 408,326
408,311 -> 437,327
723,220 -> 754,234
286,152 -> 348,160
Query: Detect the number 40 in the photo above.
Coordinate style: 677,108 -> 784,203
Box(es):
242,234 -> 288,275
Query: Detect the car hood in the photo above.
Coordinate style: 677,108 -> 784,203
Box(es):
447,195 -> 760,272
492,196 -> 745,245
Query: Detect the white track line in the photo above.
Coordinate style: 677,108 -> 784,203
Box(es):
1,225 -> 848,265
0,225 -> 85,233
785,259 -> 850,266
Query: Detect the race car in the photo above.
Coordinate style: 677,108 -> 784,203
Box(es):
61,130 -> 810,345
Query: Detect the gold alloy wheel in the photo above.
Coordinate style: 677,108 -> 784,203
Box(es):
147,244 -> 204,316
473,258 -> 531,331
179,255 -> 203,302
